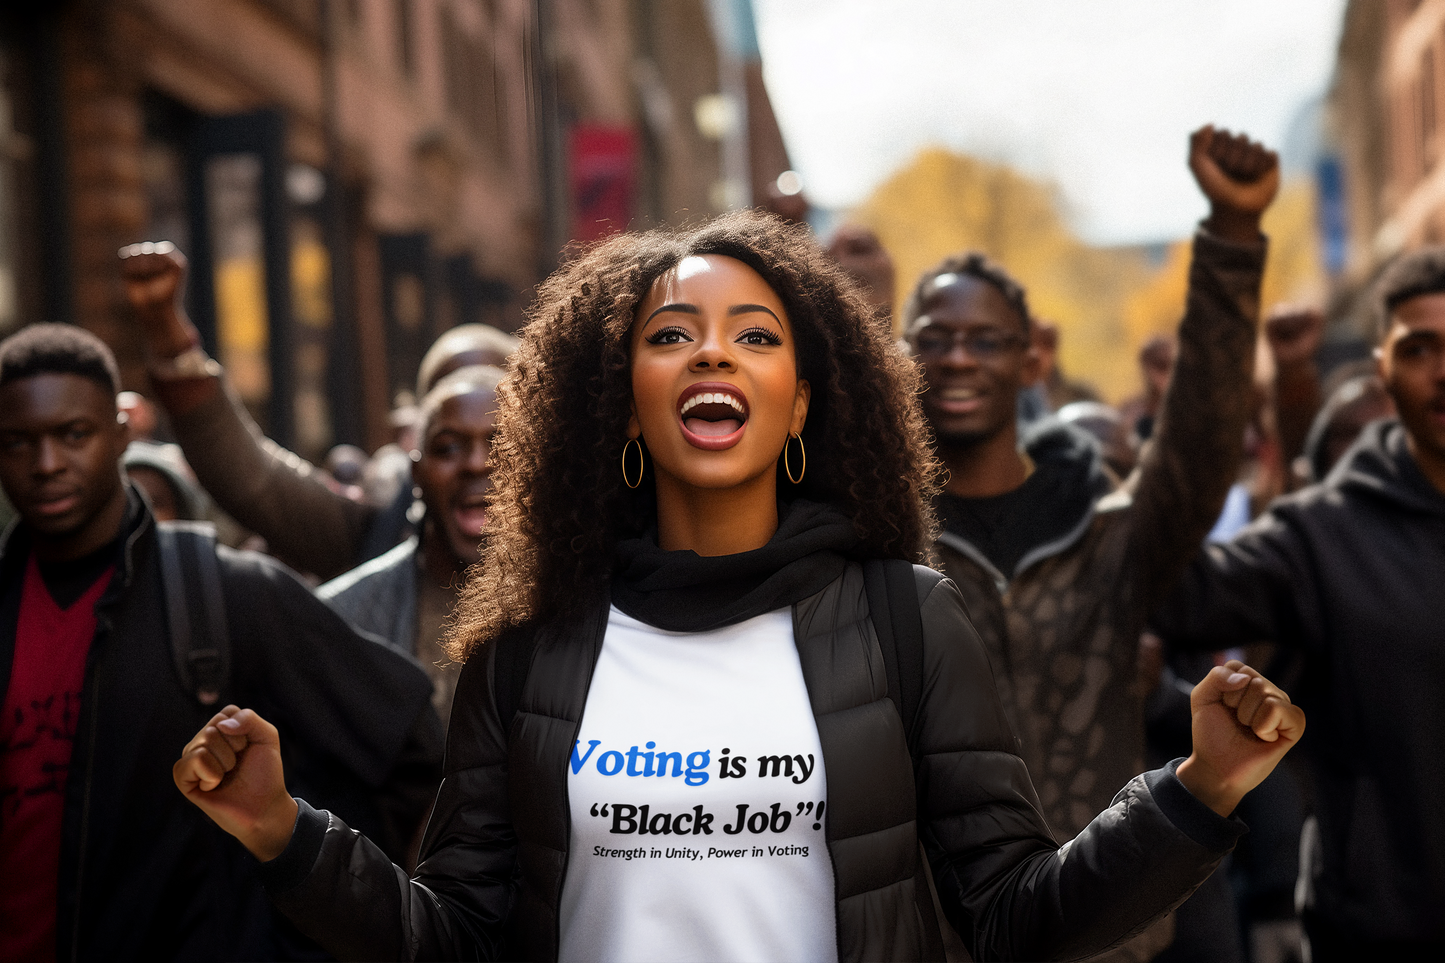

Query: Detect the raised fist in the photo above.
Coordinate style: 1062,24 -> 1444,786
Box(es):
119,241 -> 194,358
1264,305 -> 1325,370
1176,661 -> 1305,816
174,705 -> 298,862
1188,126 -> 1280,242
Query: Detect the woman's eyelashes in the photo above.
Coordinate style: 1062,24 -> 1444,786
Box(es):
645,325 -> 693,345
736,325 -> 783,346
643,323 -> 783,347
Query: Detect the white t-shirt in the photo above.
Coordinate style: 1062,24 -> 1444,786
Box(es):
558,606 -> 838,963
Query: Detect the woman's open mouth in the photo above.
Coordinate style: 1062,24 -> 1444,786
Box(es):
677,382 -> 749,450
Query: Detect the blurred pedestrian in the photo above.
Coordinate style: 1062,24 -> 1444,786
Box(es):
825,223 -> 896,328
1120,333 -> 1178,445
123,440 -> 207,522
1056,400 -> 1135,481
319,364 -> 502,722
1154,245 -> 1445,962
323,443 -> 370,502
1295,373 -> 1395,485
116,390 -> 158,442
0,324 -> 442,961
904,125 -> 1278,962
117,243 -> 517,581
1033,319 -> 1102,412
415,323 -> 517,395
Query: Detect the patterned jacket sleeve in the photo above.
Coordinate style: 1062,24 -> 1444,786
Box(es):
1125,230 -> 1267,610
163,374 -> 374,579
915,577 -> 1246,962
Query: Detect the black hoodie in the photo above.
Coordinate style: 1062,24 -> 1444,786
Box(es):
1154,419 -> 1445,945
935,418 -> 1113,584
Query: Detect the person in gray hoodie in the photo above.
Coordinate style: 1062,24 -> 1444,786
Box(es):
318,365 -> 502,722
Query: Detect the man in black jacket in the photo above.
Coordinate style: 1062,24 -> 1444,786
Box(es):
1153,247 -> 1445,961
0,324 -> 443,961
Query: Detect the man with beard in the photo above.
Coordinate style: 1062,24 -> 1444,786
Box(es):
1153,248 -> 1445,962
904,126 -> 1277,962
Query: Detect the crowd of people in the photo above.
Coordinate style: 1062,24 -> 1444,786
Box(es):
0,123 -> 1439,963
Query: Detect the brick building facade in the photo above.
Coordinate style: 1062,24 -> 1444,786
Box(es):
0,0 -> 792,455
1331,0 -> 1445,284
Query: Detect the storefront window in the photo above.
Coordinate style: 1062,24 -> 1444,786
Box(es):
205,153 -> 271,412
288,163 -> 334,459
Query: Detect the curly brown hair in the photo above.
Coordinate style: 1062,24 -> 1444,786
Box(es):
447,210 -> 940,660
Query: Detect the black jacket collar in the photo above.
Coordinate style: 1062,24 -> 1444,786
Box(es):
0,486 -> 151,591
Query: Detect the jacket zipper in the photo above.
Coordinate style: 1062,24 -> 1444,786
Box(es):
551,603 -> 608,961
935,498 -> 1099,595
68,500 -> 143,960
69,626 -> 104,963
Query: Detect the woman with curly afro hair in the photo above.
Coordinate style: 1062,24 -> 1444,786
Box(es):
176,211 -> 1306,963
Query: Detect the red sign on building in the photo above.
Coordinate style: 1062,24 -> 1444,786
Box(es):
570,125 -> 637,243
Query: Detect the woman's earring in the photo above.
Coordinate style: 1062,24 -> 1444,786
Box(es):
622,437 -> 645,489
784,432 -> 806,484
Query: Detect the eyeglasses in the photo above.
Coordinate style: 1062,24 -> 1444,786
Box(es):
911,327 -> 1027,360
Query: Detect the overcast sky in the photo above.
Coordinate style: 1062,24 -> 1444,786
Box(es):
751,0 -> 1349,245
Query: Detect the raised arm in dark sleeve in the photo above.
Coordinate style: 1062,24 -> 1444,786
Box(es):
256,634 -> 516,961
1125,229 -> 1266,610
915,578 -> 1245,961
154,372 -> 375,579
1149,505 -> 1317,653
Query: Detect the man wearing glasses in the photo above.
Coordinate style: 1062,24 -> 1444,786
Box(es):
902,126 -> 1278,962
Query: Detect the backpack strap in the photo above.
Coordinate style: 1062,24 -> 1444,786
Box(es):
863,558 -> 926,749
492,625 -> 537,735
865,558 -> 947,962
157,521 -> 230,707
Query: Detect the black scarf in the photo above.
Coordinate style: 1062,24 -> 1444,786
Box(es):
610,499 -> 861,632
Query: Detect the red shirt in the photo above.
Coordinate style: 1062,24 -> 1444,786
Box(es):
0,554 -> 113,963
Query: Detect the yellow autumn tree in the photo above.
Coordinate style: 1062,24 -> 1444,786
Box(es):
1123,178 -> 1328,356
851,148 -> 1327,403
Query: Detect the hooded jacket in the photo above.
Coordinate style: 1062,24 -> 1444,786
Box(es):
254,502 -> 1245,962
1153,419 -> 1445,945
0,490 -> 444,961
934,231 -> 1265,847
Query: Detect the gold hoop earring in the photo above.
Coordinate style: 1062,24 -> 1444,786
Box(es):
622,437 -> 645,489
784,432 -> 806,484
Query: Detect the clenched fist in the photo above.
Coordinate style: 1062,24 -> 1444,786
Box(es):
119,241 -> 196,360
1188,126 -> 1280,244
174,705 -> 298,862
1176,661 -> 1306,816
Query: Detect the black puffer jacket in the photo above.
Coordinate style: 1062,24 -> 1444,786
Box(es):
261,562 -> 1244,962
